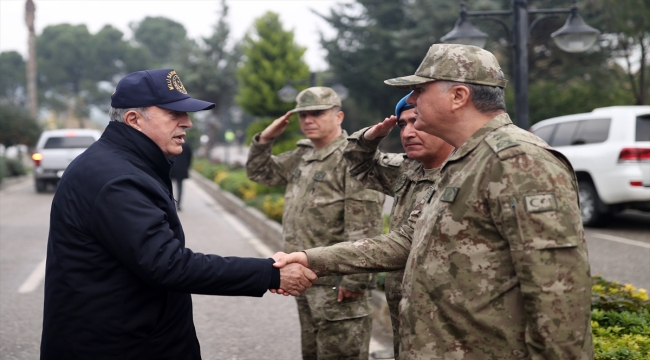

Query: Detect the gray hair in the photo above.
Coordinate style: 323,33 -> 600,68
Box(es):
437,81 -> 506,114
108,107 -> 150,122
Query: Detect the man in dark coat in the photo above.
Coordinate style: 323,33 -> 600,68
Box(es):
171,142 -> 192,211
40,69 -> 317,360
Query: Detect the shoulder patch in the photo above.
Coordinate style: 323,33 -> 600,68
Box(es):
524,193 -> 558,213
381,153 -> 405,168
484,131 -> 524,160
296,139 -> 314,148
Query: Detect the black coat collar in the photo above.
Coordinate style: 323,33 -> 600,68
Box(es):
101,121 -> 173,191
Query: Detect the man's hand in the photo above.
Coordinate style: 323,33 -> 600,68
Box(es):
259,111 -> 292,144
272,251 -> 309,268
363,115 -> 398,140
337,287 -> 365,302
276,263 -> 317,296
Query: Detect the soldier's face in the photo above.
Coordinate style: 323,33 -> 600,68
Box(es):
298,108 -> 344,147
406,81 -> 450,136
398,108 -> 451,169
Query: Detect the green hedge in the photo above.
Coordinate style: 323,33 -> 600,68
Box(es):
0,156 -> 26,182
193,159 -> 286,222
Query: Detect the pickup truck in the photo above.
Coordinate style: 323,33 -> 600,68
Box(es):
31,129 -> 102,193
530,106 -> 650,227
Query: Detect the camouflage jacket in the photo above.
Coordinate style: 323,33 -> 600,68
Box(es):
305,114 -> 593,360
246,131 -> 385,292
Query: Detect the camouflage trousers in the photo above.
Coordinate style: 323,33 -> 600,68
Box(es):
384,270 -> 404,360
295,285 -> 372,360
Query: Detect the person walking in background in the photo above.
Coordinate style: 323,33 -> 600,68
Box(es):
246,87 -> 385,360
171,142 -> 192,211
342,92 -> 454,359
41,69 -> 317,360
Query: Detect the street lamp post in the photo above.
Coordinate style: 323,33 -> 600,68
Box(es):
441,0 -> 600,129
277,72 -> 349,103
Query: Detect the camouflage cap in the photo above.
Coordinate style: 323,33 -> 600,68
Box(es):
384,44 -> 508,89
289,87 -> 342,113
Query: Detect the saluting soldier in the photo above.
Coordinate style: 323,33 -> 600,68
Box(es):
246,87 -> 385,360
343,92 -> 454,359
274,44 -> 593,360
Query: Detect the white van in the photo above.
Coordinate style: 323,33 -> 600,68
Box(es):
530,106 -> 650,227
31,129 -> 102,193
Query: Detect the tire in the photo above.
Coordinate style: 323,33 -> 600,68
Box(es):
35,179 -> 46,193
578,181 -> 610,227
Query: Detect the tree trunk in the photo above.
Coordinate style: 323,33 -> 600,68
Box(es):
25,0 -> 38,119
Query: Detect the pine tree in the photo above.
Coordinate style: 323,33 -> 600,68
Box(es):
236,11 -> 310,153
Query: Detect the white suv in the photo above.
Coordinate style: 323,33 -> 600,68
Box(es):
530,106 -> 650,227
31,129 -> 102,193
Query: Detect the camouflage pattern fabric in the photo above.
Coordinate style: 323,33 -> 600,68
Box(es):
305,114 -> 593,360
296,286 -> 372,360
344,128 -> 441,360
384,44 -> 508,89
246,131 -> 384,359
289,87 -> 342,113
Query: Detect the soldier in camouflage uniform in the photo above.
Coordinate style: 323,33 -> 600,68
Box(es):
246,87 -> 385,360
343,93 -> 454,359
274,44 -> 593,359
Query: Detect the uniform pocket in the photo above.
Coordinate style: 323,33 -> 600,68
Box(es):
322,299 -> 372,321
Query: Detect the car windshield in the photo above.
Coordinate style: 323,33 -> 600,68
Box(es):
43,136 -> 96,149
636,115 -> 650,141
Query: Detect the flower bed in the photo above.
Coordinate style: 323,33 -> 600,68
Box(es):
193,159 -> 285,223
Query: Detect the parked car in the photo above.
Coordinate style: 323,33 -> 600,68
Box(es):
31,129 -> 102,193
530,106 -> 650,227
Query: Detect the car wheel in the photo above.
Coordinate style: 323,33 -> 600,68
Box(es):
35,179 -> 46,193
578,181 -> 610,227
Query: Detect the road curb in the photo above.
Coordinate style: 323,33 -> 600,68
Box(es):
190,170 -> 394,343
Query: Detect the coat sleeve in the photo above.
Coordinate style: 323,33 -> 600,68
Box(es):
489,148 -> 593,359
89,175 -> 278,297
343,128 -> 405,196
246,133 -> 301,187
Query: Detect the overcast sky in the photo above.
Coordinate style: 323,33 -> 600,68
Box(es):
0,0 -> 354,71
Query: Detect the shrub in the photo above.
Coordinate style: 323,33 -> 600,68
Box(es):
5,157 -> 25,176
592,277 -> 650,359
0,157 -> 7,182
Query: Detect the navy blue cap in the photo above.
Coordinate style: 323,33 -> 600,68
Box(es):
111,69 -> 215,112
395,91 -> 415,120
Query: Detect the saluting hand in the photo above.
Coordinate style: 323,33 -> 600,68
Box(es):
259,111 -> 292,144
363,115 -> 398,141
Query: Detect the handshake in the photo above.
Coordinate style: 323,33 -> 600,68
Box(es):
271,251 -> 314,296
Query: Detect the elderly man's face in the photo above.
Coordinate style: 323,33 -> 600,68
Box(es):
407,81 -> 449,136
135,106 -> 192,157
398,108 -> 450,169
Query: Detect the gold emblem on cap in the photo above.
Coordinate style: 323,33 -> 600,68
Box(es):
166,70 -> 188,94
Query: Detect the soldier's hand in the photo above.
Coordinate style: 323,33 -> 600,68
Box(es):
259,111 -> 292,144
364,115 -> 397,140
276,263 -> 318,296
337,287 -> 365,302
272,251 -> 309,268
